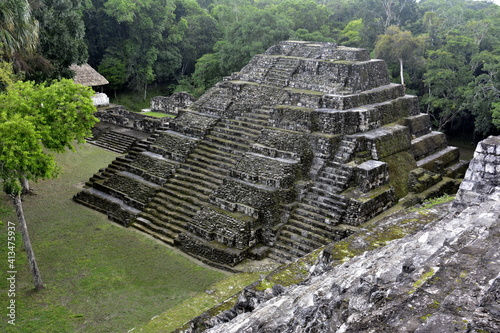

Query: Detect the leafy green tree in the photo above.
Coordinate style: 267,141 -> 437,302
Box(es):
32,0 -> 89,80
98,52 -> 127,98
0,0 -> 39,66
422,35 -> 479,131
270,0 -> 331,33
0,78 -> 98,291
0,116 -> 56,291
465,53 -> 500,136
338,19 -> 364,47
375,25 -> 425,86
218,10 -> 292,74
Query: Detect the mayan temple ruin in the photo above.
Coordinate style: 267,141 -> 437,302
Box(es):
74,41 -> 467,268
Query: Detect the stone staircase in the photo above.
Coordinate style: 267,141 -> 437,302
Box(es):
269,155 -> 356,264
264,57 -> 300,87
89,130 -> 138,154
131,109 -> 272,245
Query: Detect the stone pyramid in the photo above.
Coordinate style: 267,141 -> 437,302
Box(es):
74,41 -> 467,268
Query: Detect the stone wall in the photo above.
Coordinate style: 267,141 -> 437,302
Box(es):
95,106 -> 167,133
454,135 -> 500,208
188,208 -> 257,250
150,91 -> 196,115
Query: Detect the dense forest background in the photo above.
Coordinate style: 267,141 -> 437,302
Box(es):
2,0 -> 500,138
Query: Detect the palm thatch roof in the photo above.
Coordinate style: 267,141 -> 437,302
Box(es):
70,63 -> 109,87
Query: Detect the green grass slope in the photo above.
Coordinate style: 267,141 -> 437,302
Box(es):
0,144 -> 227,332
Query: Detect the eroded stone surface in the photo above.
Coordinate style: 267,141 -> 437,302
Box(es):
189,136 -> 500,333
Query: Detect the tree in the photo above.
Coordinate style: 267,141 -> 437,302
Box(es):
375,25 -> 425,86
0,0 -> 40,66
218,10 -> 292,74
0,78 -> 98,290
422,35 -> 479,131
338,19 -> 364,47
32,0 -> 89,80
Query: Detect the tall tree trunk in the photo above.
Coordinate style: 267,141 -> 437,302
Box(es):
12,193 -> 44,291
20,176 -> 30,194
399,57 -> 405,87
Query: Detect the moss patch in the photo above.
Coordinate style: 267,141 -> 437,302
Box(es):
134,272 -> 263,333
381,151 -> 417,198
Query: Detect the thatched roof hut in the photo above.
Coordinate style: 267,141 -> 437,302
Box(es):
70,63 -> 109,87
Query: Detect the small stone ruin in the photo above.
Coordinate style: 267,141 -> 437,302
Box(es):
74,41 -> 468,268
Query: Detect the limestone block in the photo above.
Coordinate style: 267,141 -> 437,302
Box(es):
359,125 -> 412,160
343,186 -> 397,225
399,114 -> 432,138
149,131 -> 199,162
150,91 -> 195,115
269,106 -> 314,133
230,153 -> 301,188
169,110 -> 219,138
411,131 -> 447,161
92,93 -> 109,106
454,136 -> 500,207
189,208 -> 257,250
355,160 -> 390,193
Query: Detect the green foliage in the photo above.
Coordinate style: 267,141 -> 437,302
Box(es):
98,52 -> 127,92
375,25 -> 425,86
0,113 -> 57,184
0,0 -> 39,60
218,10 -> 292,74
1,79 -> 98,152
32,0 -> 89,81
339,19 -> 364,47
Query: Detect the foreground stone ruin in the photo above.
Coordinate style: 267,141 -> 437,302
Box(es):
176,135 -> 499,333
74,41 -> 467,268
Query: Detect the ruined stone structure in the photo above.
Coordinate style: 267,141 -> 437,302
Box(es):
74,41 -> 467,267
177,136 -> 500,333
150,91 -> 196,115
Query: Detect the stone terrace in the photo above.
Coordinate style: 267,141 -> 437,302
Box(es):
75,41 -> 467,268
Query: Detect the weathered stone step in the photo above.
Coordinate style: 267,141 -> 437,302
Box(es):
168,177 -> 217,195
279,229 -> 326,251
311,182 -> 344,195
306,191 -> 346,204
162,181 -> 211,200
282,223 -> 332,244
411,131 -> 448,161
133,217 -> 176,245
207,129 -> 256,145
175,168 -> 224,189
317,175 -> 348,188
301,197 -> 347,216
297,201 -> 343,219
195,144 -> 239,164
177,164 -> 229,185
90,141 -> 128,154
417,146 -> 460,172
267,247 -> 295,264
155,190 -> 205,212
205,135 -> 251,151
220,118 -> 264,133
272,241 -> 308,259
183,158 -> 231,177
143,205 -> 191,229
293,207 -> 341,225
211,124 -> 261,139
186,152 -> 234,170
288,213 -> 340,234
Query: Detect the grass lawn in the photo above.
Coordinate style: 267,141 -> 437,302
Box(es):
0,144 -> 228,332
